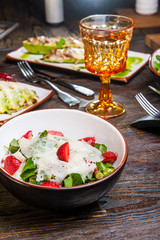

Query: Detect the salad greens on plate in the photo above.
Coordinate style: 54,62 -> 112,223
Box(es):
153,54 -> 160,73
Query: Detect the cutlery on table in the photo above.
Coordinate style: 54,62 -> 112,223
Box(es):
17,61 -> 80,107
34,68 -> 95,97
148,85 -> 160,95
131,115 -> 160,128
135,92 -> 160,118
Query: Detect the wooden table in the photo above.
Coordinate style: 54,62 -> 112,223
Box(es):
0,1 -> 160,239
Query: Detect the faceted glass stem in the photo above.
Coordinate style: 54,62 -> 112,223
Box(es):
85,75 -> 125,118
98,75 -> 113,108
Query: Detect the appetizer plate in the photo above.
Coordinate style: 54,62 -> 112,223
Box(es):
0,83 -> 53,124
149,48 -> 160,76
6,47 -> 150,83
0,109 -> 128,210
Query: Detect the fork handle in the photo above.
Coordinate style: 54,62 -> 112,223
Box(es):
42,79 -> 80,107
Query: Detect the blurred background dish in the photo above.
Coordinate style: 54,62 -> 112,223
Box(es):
149,48 -> 160,76
0,83 -> 53,124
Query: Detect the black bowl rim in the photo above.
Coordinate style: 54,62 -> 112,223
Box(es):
0,108 -> 128,191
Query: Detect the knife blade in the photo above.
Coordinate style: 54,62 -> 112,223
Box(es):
148,85 -> 160,95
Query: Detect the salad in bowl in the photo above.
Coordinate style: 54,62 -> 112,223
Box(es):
0,109 -> 127,210
1,130 -> 117,188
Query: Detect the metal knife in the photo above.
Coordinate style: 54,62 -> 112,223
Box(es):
148,85 -> 160,95
34,68 -> 95,97
131,115 -> 160,128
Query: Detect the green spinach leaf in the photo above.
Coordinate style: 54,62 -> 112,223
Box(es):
63,173 -> 83,187
8,138 -> 20,153
20,157 -> 37,181
153,61 -> 160,73
93,143 -> 107,153
156,55 -> 160,61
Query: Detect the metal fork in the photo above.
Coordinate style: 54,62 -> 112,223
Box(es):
135,92 -> 160,118
17,61 -> 80,107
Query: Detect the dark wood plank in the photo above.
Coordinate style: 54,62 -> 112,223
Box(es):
145,33 -> 160,50
116,8 -> 160,28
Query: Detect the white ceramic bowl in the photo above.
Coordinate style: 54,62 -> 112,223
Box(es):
149,48 -> 160,76
0,109 -> 128,210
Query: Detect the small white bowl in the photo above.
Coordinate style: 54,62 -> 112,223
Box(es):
149,48 -> 160,77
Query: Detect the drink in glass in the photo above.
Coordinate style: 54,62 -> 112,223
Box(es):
79,15 -> 134,118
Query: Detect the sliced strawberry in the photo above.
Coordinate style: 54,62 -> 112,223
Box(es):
79,137 -> 96,146
102,151 -> 117,163
0,73 -> 17,82
4,155 -> 22,175
22,130 -> 33,139
57,142 -> 69,162
41,181 -> 61,188
48,130 -> 64,137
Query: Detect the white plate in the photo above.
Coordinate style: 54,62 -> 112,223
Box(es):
0,82 -> 53,124
6,47 -> 150,83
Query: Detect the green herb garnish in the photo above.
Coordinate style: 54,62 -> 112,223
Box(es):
39,130 -> 48,138
56,38 -> 66,48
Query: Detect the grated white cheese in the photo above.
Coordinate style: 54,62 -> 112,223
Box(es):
18,134 -> 103,184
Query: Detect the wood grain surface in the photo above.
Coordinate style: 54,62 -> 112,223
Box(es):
116,8 -> 160,28
145,33 -> 160,50
0,1 -> 160,239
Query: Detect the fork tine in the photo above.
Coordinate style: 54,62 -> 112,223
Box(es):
135,93 -> 160,118
18,61 -> 80,107
21,62 -> 31,80
18,62 -> 29,80
18,61 -> 35,82
139,93 -> 159,115
23,61 -> 36,77
21,61 -> 33,80
135,94 -> 156,118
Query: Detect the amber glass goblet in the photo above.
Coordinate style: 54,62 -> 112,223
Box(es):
79,15 -> 134,118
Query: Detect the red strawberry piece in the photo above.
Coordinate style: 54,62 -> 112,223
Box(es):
22,130 -> 33,139
48,130 -> 64,137
79,137 -> 96,146
94,167 -> 98,172
57,142 -> 69,162
4,155 -> 22,175
102,151 -> 117,163
41,181 -> 61,188
0,73 -> 17,82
